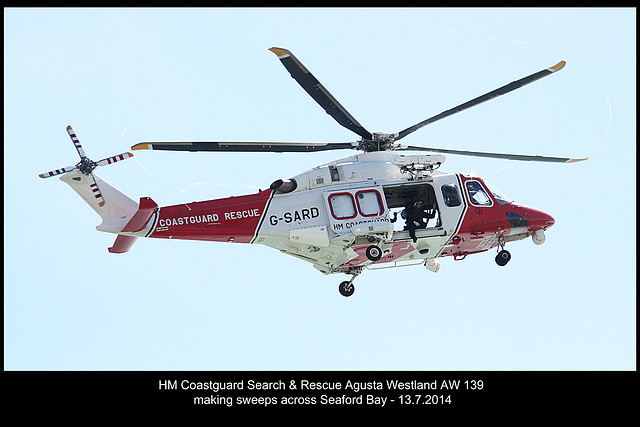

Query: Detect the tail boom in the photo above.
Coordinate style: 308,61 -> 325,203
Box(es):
148,189 -> 274,243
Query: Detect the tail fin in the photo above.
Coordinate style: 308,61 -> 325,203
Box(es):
60,171 -> 160,254
60,170 -> 139,233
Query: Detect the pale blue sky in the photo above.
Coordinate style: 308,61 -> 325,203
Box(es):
4,8 -> 635,370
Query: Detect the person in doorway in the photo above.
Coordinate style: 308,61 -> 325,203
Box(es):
404,200 -> 437,243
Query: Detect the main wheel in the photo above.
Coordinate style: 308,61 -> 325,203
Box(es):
495,250 -> 511,266
365,245 -> 382,261
339,281 -> 355,297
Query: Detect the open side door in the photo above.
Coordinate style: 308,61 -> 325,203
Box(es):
382,178 -> 467,258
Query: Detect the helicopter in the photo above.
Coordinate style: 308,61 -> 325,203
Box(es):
40,47 -> 587,297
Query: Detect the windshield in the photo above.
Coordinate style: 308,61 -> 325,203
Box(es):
485,181 -> 513,205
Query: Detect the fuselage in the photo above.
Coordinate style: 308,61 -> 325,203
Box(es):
137,152 -> 554,275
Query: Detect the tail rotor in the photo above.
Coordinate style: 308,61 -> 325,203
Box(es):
39,126 -> 134,207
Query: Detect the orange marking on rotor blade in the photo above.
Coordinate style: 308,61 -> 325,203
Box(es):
269,47 -> 290,58
548,60 -> 566,72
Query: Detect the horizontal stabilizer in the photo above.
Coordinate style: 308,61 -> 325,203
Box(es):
107,197 -> 159,253
108,235 -> 137,254
121,197 -> 158,233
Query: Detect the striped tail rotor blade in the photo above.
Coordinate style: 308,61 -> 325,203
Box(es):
87,173 -> 106,207
39,165 -> 77,178
96,152 -> 134,167
67,125 -> 86,158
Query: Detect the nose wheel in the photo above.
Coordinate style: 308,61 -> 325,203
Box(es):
338,280 -> 355,297
338,271 -> 361,297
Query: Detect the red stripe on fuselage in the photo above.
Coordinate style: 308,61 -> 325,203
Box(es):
150,189 -> 273,243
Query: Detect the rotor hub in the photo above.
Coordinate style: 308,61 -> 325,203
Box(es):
358,132 -> 399,152
76,157 -> 98,175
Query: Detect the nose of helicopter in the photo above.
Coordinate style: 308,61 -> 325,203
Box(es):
526,207 -> 555,230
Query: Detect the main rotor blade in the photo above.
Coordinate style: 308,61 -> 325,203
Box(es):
132,141 -> 358,153
269,47 -> 373,140
398,145 -> 587,163
396,61 -> 567,141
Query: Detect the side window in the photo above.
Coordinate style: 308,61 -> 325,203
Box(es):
465,180 -> 493,206
441,183 -> 462,207
329,193 -> 356,219
356,190 -> 384,217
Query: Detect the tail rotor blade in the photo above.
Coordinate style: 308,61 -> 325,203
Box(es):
87,173 -> 105,207
67,125 -> 86,158
96,152 -> 134,167
39,165 -> 77,178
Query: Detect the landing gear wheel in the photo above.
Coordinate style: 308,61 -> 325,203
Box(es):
339,281 -> 355,297
495,250 -> 511,266
365,245 -> 382,261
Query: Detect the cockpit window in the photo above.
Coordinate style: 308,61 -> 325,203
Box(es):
465,180 -> 493,206
485,181 -> 513,205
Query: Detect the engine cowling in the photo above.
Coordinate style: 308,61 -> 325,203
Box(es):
270,178 -> 297,193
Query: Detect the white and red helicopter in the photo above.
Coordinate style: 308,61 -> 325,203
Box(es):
40,47 -> 587,296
